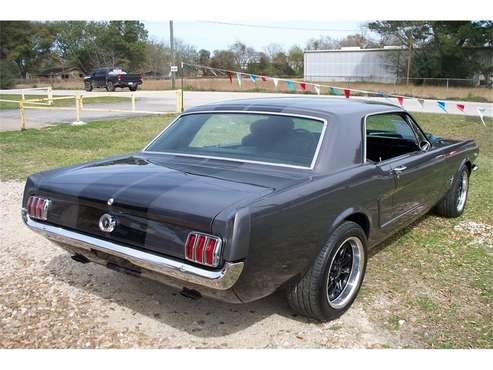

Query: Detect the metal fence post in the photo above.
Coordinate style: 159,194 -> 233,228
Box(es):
131,93 -> 136,112
19,97 -> 26,130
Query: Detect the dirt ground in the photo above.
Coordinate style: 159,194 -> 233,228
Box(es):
0,181 -> 412,349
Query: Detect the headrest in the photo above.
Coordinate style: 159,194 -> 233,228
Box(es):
250,116 -> 294,136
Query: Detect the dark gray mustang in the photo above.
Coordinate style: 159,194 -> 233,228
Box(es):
22,97 -> 479,321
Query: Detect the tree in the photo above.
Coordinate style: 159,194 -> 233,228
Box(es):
288,46 -> 304,75
52,21 -> 148,73
0,21 -> 55,78
368,21 -> 493,84
230,41 -> 257,69
338,34 -> 380,48
210,50 -> 236,70
198,49 -> 211,66
305,35 -> 338,50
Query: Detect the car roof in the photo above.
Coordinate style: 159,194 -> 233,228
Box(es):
184,96 -> 403,118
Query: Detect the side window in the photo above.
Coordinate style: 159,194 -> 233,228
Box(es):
366,114 -> 420,162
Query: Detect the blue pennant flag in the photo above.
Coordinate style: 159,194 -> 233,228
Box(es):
286,80 -> 295,90
250,74 -> 257,82
376,91 -> 386,97
437,101 -> 447,112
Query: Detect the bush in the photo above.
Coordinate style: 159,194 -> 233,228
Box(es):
0,60 -> 19,89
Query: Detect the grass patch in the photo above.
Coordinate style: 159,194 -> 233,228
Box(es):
0,111 -> 491,348
0,94 -> 130,110
0,115 -> 176,180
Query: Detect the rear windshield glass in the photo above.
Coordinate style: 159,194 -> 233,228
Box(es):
145,113 -> 325,168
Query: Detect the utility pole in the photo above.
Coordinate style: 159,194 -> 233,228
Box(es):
170,20 -> 175,89
406,32 -> 413,86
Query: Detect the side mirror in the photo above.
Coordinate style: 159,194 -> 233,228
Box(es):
419,141 -> 431,151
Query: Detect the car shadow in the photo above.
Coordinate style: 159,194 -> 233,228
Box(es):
45,215 -> 429,337
46,254 -> 316,337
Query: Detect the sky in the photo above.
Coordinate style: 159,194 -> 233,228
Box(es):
143,21 -> 370,51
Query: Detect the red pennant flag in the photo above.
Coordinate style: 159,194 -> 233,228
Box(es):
397,96 -> 404,106
300,82 -> 306,91
261,76 -> 267,82
344,89 -> 351,99
227,72 -> 232,84
456,103 -> 465,112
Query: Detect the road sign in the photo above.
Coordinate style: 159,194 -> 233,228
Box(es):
171,66 -> 178,72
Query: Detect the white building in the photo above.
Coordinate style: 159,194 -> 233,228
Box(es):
304,46 -> 404,83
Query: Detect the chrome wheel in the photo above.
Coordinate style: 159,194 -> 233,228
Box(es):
456,169 -> 469,212
326,236 -> 365,309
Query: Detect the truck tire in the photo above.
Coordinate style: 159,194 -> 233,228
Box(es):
106,81 -> 115,92
129,85 -> 138,92
287,221 -> 368,321
84,82 -> 93,92
434,164 -> 470,218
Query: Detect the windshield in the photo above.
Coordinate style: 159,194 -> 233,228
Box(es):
145,113 -> 326,168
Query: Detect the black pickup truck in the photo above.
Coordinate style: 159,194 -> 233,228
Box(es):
84,68 -> 143,92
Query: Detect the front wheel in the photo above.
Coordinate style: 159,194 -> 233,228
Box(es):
287,221 -> 368,321
84,82 -> 93,92
106,81 -> 115,92
129,85 -> 138,91
434,165 -> 470,218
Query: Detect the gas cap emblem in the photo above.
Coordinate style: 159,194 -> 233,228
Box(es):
99,213 -> 117,233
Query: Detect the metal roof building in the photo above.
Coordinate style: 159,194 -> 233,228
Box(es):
304,46 -> 403,83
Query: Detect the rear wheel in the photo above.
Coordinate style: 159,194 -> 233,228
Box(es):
287,221 -> 367,321
106,81 -> 115,92
435,165 -> 470,218
84,82 -> 93,92
129,85 -> 138,91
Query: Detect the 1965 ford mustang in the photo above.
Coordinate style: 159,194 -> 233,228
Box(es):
22,97 -> 479,321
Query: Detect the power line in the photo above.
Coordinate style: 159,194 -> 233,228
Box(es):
199,20 -> 364,33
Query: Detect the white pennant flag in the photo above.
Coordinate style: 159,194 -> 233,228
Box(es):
272,78 -> 279,88
314,85 -> 320,95
416,98 -> 425,110
236,73 -> 242,87
477,107 -> 486,127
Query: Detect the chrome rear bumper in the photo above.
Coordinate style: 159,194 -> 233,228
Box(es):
22,212 -> 244,290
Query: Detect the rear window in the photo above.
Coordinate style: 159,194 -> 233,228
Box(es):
145,113 -> 325,168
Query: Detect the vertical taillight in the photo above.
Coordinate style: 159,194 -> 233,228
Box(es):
26,196 -> 50,221
185,232 -> 222,267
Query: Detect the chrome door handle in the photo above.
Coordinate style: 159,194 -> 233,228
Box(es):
393,165 -> 407,172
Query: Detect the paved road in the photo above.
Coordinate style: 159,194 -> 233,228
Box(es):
1,90 -> 492,131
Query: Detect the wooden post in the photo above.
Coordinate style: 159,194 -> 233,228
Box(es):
48,86 -> 53,105
19,97 -> 26,130
176,89 -> 183,113
131,93 -> 136,112
75,95 -> 81,122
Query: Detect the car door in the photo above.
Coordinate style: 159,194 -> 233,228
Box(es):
94,69 -> 106,87
366,113 -> 435,231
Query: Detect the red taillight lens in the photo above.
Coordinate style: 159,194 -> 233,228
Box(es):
205,239 -> 217,266
195,236 -> 206,263
26,196 -> 50,221
186,234 -> 196,260
184,232 -> 222,267
117,74 -> 122,81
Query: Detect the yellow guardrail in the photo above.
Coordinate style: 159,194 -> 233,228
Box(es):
0,88 -> 183,130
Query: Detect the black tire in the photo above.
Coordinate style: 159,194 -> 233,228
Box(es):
129,85 -> 138,91
84,82 -> 93,92
287,221 -> 368,321
434,164 -> 470,218
106,81 -> 115,92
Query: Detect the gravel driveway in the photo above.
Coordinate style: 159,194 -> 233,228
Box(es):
0,181 -> 404,348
